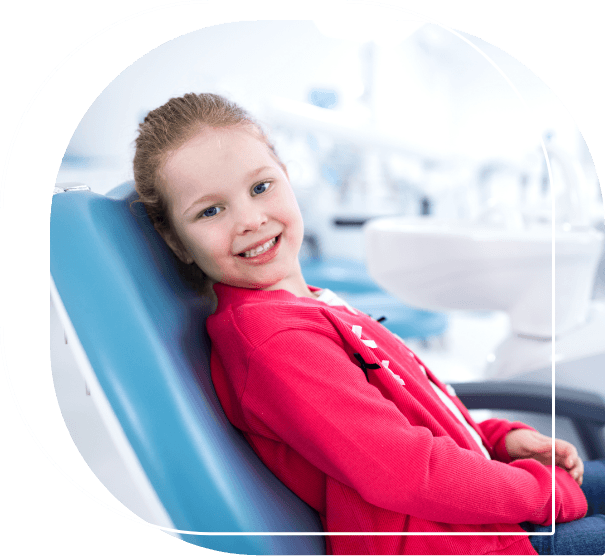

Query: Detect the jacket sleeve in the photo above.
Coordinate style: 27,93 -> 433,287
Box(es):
478,418 -> 536,463
242,329 -> 587,527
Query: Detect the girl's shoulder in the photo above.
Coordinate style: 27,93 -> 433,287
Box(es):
207,284 -> 346,350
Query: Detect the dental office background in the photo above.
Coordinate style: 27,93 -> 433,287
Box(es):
3,2 -> 605,555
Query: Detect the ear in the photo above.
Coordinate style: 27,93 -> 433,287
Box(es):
154,224 -> 194,264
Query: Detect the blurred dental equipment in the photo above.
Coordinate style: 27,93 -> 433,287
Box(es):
263,91 -> 605,372
364,133 -> 605,400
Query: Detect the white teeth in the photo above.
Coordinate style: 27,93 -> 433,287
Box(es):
241,236 -> 277,258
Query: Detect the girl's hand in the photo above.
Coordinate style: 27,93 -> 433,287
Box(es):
505,429 -> 584,486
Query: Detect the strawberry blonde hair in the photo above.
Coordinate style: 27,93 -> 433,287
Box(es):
133,93 -> 284,293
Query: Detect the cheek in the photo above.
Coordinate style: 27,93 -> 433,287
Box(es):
290,207 -> 305,247
278,190 -> 304,234
178,227 -> 225,272
199,237 -> 231,269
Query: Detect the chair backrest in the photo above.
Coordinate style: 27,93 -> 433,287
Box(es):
50,182 -> 325,555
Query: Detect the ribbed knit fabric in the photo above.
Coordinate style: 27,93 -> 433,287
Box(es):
207,283 -> 588,555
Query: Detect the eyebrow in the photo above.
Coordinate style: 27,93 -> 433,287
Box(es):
183,194 -> 218,217
183,166 -> 276,216
247,165 -> 273,179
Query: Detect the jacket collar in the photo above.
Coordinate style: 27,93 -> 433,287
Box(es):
213,282 -> 322,312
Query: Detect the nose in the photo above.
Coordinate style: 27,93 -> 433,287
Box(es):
234,201 -> 268,235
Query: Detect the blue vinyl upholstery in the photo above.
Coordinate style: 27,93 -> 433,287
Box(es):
50,182 -> 325,555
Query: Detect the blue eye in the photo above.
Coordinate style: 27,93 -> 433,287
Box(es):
200,206 -> 221,218
252,182 -> 270,195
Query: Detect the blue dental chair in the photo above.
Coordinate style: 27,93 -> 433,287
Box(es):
51,182 -> 325,555
50,182 -> 605,555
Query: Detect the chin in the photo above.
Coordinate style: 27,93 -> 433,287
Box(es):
221,264 -> 292,291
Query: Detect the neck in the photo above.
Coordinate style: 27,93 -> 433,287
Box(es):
264,278 -> 317,298
262,264 -> 317,299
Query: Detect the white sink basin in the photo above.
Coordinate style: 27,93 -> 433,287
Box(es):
364,217 -> 604,338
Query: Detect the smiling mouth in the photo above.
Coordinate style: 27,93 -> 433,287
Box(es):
237,235 -> 280,258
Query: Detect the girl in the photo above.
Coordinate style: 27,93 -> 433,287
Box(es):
133,92 -> 605,555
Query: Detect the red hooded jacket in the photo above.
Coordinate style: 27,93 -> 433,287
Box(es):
207,283 -> 587,555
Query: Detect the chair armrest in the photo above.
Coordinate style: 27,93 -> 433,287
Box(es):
452,381 -> 605,460
452,381 -> 605,424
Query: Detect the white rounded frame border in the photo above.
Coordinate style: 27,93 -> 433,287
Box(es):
0,0 -> 555,536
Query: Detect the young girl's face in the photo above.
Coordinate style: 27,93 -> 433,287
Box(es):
159,125 -> 310,295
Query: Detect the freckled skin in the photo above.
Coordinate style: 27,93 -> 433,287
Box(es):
158,126 -> 316,298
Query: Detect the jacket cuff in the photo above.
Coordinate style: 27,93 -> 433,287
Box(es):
552,466 -> 588,524
481,419 -> 536,462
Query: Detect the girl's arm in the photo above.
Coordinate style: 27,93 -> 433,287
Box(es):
505,429 -> 584,485
476,415 -> 584,484
243,329 -> 587,527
